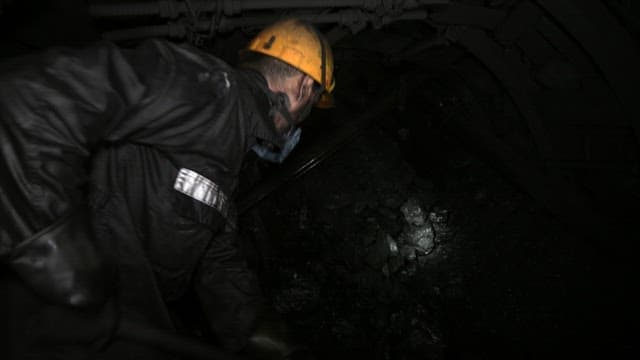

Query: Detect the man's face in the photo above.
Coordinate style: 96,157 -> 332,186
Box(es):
273,78 -> 322,135
290,88 -> 320,125
273,100 -> 311,136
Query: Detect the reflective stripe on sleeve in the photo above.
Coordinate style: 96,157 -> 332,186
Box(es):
173,168 -> 229,217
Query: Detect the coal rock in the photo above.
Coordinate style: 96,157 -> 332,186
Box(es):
273,272 -> 321,314
365,231 -> 397,269
428,207 -> 449,225
400,197 -> 427,226
402,224 -> 435,254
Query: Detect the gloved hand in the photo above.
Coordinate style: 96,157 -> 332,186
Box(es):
243,310 -> 314,360
9,210 -> 114,308
34,297 -> 119,350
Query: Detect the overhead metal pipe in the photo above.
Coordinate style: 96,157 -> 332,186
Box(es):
103,23 -> 187,41
215,10 -> 429,31
230,0 -> 449,14
90,1 -> 187,18
89,0 -> 449,18
102,10 -> 429,41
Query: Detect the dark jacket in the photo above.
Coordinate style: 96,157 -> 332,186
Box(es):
0,39 -> 282,354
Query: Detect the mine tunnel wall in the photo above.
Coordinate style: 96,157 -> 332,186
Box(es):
1,0 -> 638,358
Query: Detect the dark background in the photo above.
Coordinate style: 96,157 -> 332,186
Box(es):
2,1 -> 639,359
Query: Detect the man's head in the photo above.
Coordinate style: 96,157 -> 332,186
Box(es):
241,19 -> 335,135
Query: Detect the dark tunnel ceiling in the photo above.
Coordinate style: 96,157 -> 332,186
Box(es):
1,0 -> 639,237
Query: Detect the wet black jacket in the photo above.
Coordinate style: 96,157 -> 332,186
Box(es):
0,39 -> 282,351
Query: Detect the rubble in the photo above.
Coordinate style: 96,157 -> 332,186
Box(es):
253,121 -> 590,358
259,126 -> 453,358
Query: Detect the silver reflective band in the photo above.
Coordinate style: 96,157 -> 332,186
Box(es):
173,168 -> 229,217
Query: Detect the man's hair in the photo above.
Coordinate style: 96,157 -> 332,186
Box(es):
239,51 -> 302,83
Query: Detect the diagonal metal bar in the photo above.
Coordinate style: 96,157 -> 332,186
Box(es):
238,94 -> 398,214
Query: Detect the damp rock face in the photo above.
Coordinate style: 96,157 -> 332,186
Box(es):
255,127 -> 450,360
365,231 -> 395,269
273,271 -> 321,314
241,75 -> 623,358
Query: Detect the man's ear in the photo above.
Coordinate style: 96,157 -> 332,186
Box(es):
296,75 -> 316,101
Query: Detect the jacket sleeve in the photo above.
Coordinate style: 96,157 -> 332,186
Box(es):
0,40 -> 195,306
194,225 -> 266,352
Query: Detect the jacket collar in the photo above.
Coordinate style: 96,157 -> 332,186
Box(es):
236,68 -> 285,149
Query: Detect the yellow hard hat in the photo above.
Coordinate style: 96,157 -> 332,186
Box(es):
247,18 -> 335,97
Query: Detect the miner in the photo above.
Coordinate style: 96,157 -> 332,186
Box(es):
0,18 -> 334,359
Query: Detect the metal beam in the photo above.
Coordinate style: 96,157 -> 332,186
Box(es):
536,0 -> 640,149
456,28 -> 553,158
494,0 -> 541,44
430,3 -> 507,29
101,10 -> 430,40
439,73 -> 606,241
89,0 -> 450,18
